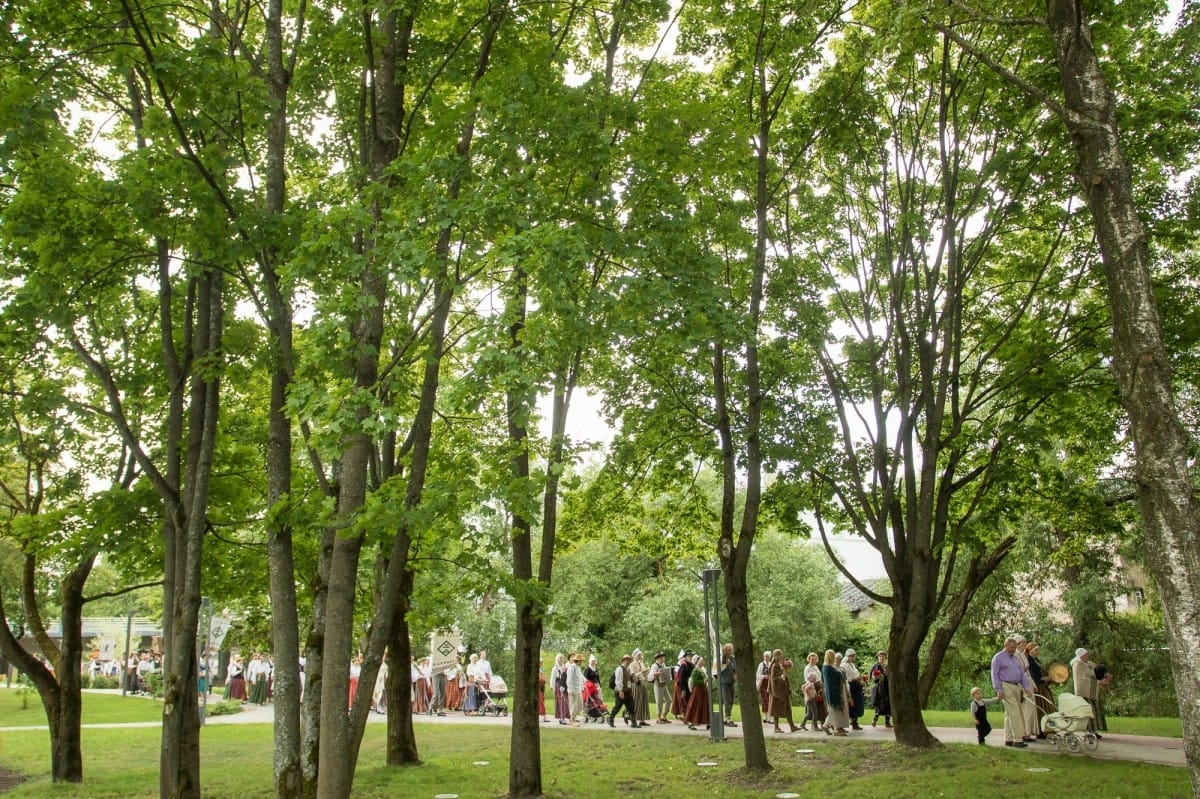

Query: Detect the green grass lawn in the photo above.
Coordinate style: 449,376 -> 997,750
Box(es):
0,688 -> 163,726
920,708 -> 1183,738
0,711 -> 1191,798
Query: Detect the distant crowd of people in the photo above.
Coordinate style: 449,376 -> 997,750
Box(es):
541,646 -> 892,735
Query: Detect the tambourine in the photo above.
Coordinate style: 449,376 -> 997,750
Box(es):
1046,662 -> 1069,684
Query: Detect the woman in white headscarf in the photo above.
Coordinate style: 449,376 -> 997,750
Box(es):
630,649 -> 651,726
1070,647 -> 1101,736
684,654 -> 711,730
552,653 -> 571,724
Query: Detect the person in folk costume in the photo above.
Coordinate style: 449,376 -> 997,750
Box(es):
756,650 -> 772,724
348,653 -> 362,709
444,656 -> 464,711
552,653 -> 571,724
1071,647 -> 1103,737
411,656 -> 430,714
584,654 -> 602,690
684,654 -> 711,730
869,651 -> 891,727
717,643 -> 737,727
767,649 -> 801,733
803,652 -> 825,723
821,649 -> 850,735
226,655 -> 247,702
630,649 -> 651,726
430,658 -> 449,716
841,648 -> 866,730
372,658 -> 390,714
462,653 -> 480,714
608,654 -> 636,727
648,651 -> 675,724
247,653 -> 270,705
672,650 -> 694,719
1025,641 -> 1053,738
565,652 -> 586,725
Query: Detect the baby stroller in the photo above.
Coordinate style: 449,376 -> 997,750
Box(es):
479,675 -> 509,716
582,679 -> 608,722
1041,692 -> 1099,753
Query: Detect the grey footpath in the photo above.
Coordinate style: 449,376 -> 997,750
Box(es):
0,693 -> 1185,769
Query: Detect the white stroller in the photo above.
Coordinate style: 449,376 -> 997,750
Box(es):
1041,692 -> 1099,753
478,674 -> 509,716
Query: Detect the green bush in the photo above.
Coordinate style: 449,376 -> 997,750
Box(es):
87,675 -> 120,690
205,700 -> 244,717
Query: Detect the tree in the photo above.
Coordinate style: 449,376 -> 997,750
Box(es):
465,0 -> 673,790
931,0 -> 1200,785
789,6 -> 1115,744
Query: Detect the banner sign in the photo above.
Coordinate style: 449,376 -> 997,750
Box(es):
430,630 -> 462,674
208,615 -> 233,650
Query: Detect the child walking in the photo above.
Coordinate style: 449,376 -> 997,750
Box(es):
801,673 -> 819,731
970,686 -> 999,745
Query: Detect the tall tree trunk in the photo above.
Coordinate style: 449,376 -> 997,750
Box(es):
161,267 -> 223,799
315,432 -> 372,799
1044,1 -> 1200,789
505,263 -> 542,798
0,589 -> 68,779
714,48 -> 774,771
259,0 -> 303,794
384,588 -> 419,765
301,524 -> 335,795
0,551 -> 94,783
52,556 -> 92,783
509,604 -> 545,797
314,4 -> 412,790
884,553 -> 940,747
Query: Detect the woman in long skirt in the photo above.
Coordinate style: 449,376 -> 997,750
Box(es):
821,650 -> 849,735
672,652 -> 693,719
768,649 -> 800,733
631,650 -> 651,727
538,666 -> 548,721
445,661 -> 464,711
412,657 -> 430,714
684,656 -> 710,730
552,654 -> 571,723
227,657 -> 247,702
870,651 -> 891,727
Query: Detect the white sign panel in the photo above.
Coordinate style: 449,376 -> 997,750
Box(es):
430,630 -> 462,674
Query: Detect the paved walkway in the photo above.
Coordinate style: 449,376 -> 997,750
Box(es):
3,695 -> 1180,769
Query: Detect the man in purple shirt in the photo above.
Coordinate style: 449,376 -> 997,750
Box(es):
990,636 -> 1034,747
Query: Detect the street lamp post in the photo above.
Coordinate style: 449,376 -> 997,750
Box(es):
198,597 -> 212,726
121,610 -> 133,698
701,568 -> 724,743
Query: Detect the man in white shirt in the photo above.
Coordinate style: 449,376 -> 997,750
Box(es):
475,650 -> 493,688
609,654 -> 634,727
648,651 -> 674,723
565,653 -> 585,725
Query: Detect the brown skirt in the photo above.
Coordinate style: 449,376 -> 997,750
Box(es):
684,683 -> 710,726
